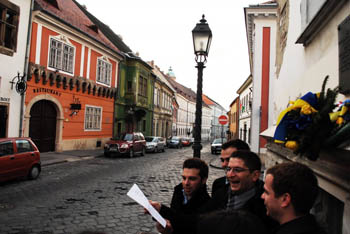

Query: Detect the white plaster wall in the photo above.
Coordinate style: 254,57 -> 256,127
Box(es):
251,17 -> 277,153
0,0 -> 31,137
274,0 -> 350,125
239,83 -> 253,144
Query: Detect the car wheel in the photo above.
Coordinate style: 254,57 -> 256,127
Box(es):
141,147 -> 146,156
155,147 -> 158,153
129,149 -> 134,158
162,147 -> 165,152
28,165 -> 41,180
211,150 -> 214,154
104,152 -> 110,157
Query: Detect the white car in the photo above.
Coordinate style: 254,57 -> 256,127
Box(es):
145,136 -> 166,153
211,138 -> 227,154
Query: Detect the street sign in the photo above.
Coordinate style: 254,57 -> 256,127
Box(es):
218,115 -> 228,125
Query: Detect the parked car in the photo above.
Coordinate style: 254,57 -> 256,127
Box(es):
0,137 -> 41,182
181,137 -> 191,147
104,132 -> 146,158
211,138 -> 227,154
189,137 -> 194,145
145,136 -> 166,153
167,136 -> 183,148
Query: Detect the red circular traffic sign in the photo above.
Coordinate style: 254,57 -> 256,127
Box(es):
218,115 -> 228,125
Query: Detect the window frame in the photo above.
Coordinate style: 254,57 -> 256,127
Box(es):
48,36 -> 75,75
84,105 -> 102,131
0,140 -> 13,157
96,56 -> 112,86
15,139 -> 34,153
0,0 -> 19,56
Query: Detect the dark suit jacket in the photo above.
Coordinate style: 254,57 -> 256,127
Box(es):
160,183 -> 210,234
211,176 -> 228,197
273,214 -> 328,234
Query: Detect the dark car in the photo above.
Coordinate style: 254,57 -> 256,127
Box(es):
104,132 -> 146,158
145,136 -> 166,153
211,138 -> 227,154
167,136 -> 183,148
0,137 -> 41,182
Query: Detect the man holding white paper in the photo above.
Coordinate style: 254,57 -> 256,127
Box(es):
150,158 -> 210,234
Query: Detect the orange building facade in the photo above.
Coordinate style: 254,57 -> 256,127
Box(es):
23,0 -> 123,152
228,97 -> 239,140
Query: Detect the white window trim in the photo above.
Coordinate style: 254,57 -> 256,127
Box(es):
84,105 -> 102,131
96,56 -> 112,87
47,35 -> 76,75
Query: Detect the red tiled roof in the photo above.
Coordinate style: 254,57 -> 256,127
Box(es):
35,0 -> 121,53
202,94 -> 214,105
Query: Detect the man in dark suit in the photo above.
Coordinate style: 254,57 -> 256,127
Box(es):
212,139 -> 250,196
154,158 -> 210,234
262,162 -> 327,234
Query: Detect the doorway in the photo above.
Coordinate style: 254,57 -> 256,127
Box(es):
29,100 -> 57,152
0,105 -> 8,138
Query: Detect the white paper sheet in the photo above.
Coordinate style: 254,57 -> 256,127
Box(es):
127,184 -> 166,228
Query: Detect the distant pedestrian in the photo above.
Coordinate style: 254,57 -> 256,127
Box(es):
262,162 -> 327,234
212,139 -> 250,196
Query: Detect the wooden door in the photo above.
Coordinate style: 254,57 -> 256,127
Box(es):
29,100 -> 57,152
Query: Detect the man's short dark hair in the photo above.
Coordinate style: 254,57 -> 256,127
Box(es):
183,158 -> 209,180
222,139 -> 250,151
266,162 -> 318,216
230,150 -> 261,172
197,210 -> 267,234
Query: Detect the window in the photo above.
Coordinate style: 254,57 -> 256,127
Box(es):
154,88 -> 158,106
0,141 -> 13,156
138,76 -> 147,96
97,57 -> 112,86
16,140 -> 33,153
85,106 -> 102,130
0,0 -> 19,56
48,37 -> 75,73
127,81 -> 132,92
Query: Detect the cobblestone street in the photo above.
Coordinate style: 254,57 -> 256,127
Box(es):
0,144 -> 223,234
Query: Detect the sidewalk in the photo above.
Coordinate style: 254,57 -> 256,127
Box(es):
40,149 -> 104,167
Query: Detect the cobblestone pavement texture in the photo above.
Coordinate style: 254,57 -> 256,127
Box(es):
0,144 -> 224,234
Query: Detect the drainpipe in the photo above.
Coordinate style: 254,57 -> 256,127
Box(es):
19,0 -> 34,137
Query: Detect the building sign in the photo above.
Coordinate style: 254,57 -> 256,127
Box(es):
33,87 -> 62,96
0,97 -> 10,102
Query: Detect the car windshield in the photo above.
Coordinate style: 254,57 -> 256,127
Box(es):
122,134 -> 133,141
171,137 -> 180,140
145,137 -> 155,142
213,139 -> 226,144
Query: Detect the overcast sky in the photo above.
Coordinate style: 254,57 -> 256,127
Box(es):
76,0 -> 263,110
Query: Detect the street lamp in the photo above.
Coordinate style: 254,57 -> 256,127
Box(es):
192,14 -> 212,158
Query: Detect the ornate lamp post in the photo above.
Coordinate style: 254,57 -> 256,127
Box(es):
192,15 -> 212,158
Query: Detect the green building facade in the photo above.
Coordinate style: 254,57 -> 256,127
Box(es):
114,55 -> 155,138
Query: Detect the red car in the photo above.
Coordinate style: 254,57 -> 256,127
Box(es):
0,137 -> 41,182
181,137 -> 191,147
104,132 -> 146,158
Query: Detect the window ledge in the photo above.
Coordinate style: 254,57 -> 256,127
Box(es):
0,46 -> 14,56
296,0 -> 348,46
266,142 -> 350,194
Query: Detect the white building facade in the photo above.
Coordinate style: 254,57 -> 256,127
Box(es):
0,0 -> 33,138
237,75 -> 253,146
244,3 -> 278,154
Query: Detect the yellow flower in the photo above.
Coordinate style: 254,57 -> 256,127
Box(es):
285,141 -> 298,151
300,104 -> 316,115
